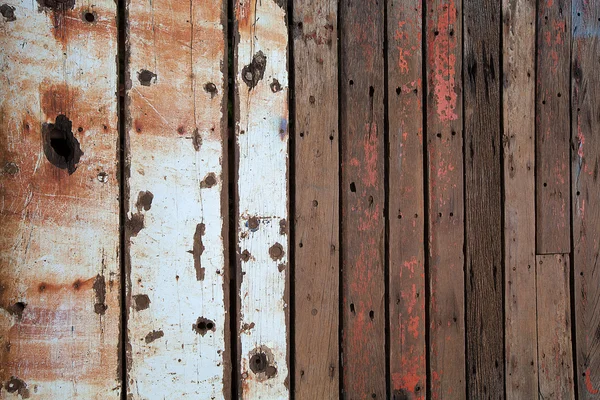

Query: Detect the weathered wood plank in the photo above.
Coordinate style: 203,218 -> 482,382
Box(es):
536,254 -> 575,400
0,1 -> 120,398
464,0 -> 504,398
125,0 -> 230,398
572,2 -> 600,397
502,0 -> 538,397
234,1 -> 290,398
340,0 -> 386,398
425,0 -> 466,398
292,0 -> 339,398
536,0 -> 571,254
388,1 -> 425,398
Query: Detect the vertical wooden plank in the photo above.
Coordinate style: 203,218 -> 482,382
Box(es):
340,0 -> 386,398
425,0 -> 466,398
292,0 -> 339,398
572,2 -> 600,397
536,0 -> 571,254
0,0 -> 120,398
502,0 -> 538,397
234,1 -> 289,398
125,0 -> 230,398
464,0 -> 504,398
388,1 -> 426,399
536,254 -> 575,399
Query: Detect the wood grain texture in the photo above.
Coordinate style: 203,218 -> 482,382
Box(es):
425,0 -> 466,398
502,0 -> 538,397
125,0 -> 230,398
536,0 -> 571,255
340,0 -> 386,398
536,254 -> 575,400
464,0 -> 504,398
292,0 -> 339,398
388,1 -> 426,399
0,1 -> 120,398
572,2 -> 600,397
234,0 -> 290,398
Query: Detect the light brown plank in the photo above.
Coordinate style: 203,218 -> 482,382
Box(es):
502,0 -> 538,397
292,0 -> 339,398
572,1 -> 600,397
340,0 -> 386,398
388,0 -> 426,398
536,254 -> 575,400
425,0 -> 466,398
0,1 -> 120,397
536,0 -> 571,254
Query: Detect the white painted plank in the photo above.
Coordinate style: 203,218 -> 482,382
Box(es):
0,0 -> 120,398
234,0 -> 289,398
125,0 -> 229,398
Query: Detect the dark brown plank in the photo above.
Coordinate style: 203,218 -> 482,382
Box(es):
536,0 -> 572,254
340,0 -> 386,397
572,2 -> 600,397
425,0 -> 466,398
536,254 -> 575,400
502,0 -> 538,397
464,0 -> 504,398
293,0 -> 340,398
387,0 -> 426,399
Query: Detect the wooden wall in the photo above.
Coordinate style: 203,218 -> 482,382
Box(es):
0,0 -> 599,399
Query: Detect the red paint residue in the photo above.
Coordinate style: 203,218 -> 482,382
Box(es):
585,369 -> 599,394
362,122 -> 379,187
430,0 -> 458,122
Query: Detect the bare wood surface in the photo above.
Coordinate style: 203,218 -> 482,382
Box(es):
292,0 -> 340,398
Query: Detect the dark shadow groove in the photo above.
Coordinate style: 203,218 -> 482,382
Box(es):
382,0 -> 391,398
117,0 -> 128,398
227,0 -> 239,398
286,0 -> 296,398
337,0 -> 344,398
421,1 -> 432,400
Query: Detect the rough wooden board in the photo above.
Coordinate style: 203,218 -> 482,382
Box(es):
234,0 -> 290,398
572,2 -> 600,397
0,1 -> 120,398
464,0 -> 505,398
425,0 -> 466,398
388,1 -> 426,398
536,254 -> 575,400
125,0 -> 230,398
292,0 -> 339,398
502,0 -> 538,397
535,0 -> 571,255
339,0 -> 387,398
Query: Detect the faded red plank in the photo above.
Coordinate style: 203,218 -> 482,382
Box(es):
388,0 -> 426,399
292,0 -> 340,398
536,0 -> 571,254
426,0 -> 466,398
572,2 -> 600,398
340,0 -> 386,398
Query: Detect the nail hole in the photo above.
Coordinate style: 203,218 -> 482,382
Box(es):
350,182 -> 356,192
369,86 -> 374,97
369,310 -> 374,320
84,11 -> 95,23
350,303 -> 355,314
396,87 -> 401,95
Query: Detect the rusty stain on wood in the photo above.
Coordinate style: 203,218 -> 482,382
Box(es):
0,0 -> 121,398
124,0 -> 230,398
